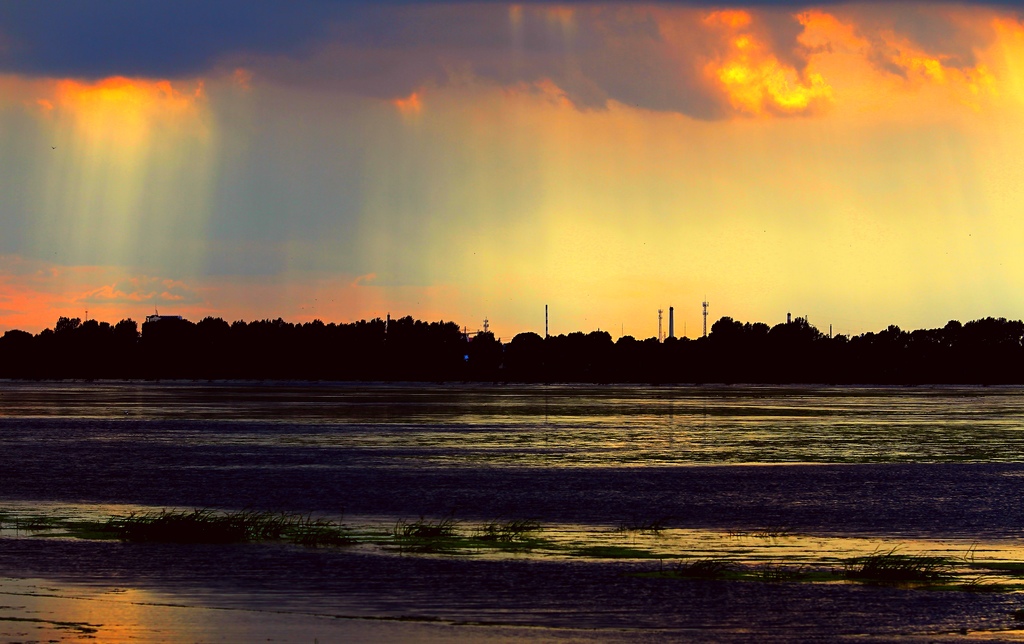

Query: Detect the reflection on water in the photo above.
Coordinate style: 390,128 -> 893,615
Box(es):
1,382 -> 1024,464
5,532 -> 1024,642
1,577 -> 582,644
3,383 -> 1024,536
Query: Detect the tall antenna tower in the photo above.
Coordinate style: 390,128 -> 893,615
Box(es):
702,299 -> 709,338
483,318 -> 489,334
658,309 -> 664,343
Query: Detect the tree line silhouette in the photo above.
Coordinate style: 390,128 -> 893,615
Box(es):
0,313 -> 1022,383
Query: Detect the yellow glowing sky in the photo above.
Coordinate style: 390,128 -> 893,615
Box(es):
2,3 -> 1024,339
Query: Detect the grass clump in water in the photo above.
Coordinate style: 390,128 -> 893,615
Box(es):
477,519 -> 540,543
844,548 -> 951,583
390,514 -> 462,553
2,514 -> 61,532
393,515 -> 459,539
617,516 -> 671,535
109,509 -> 352,546
753,525 -> 792,539
672,558 -> 734,579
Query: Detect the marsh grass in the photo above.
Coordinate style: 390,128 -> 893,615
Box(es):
12,504 -> 1024,596
477,519 -> 541,543
389,515 -> 464,553
753,526 -> 792,539
3,515 -> 61,532
968,561 -> 1024,574
108,510 -> 352,546
384,516 -> 556,554
844,548 -> 951,583
617,516 -> 671,535
393,515 -> 459,539
948,575 -> 1015,593
672,558 -> 734,579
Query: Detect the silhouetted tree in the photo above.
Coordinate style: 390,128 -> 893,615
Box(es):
467,331 -> 503,379
5,312 -> 1024,383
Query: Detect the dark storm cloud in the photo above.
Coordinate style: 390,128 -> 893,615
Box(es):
0,1 -> 1015,119
0,0 -> 1016,80
835,4 -> 999,75
218,3 -> 796,118
0,0 -> 342,78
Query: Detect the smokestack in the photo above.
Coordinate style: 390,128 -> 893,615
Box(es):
669,307 -> 675,339
545,304 -> 548,339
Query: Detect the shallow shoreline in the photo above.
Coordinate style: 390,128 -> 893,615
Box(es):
5,533 -> 1024,642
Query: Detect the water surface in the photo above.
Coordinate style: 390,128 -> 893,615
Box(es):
4,382 -> 1024,641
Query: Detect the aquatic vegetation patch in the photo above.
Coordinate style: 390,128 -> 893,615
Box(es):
727,526 -> 794,539
387,516 -> 554,554
966,561 -> 1024,574
753,526 -> 793,539
108,510 -> 353,546
393,515 -> 460,539
617,516 -> 671,535
0,514 -> 61,532
389,515 -> 465,553
943,576 -> 1017,593
477,519 -> 541,543
11,504 -> 1024,598
843,548 -> 951,584
672,558 -> 735,579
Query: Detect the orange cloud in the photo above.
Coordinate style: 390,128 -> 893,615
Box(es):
879,32 -> 996,108
392,90 -> 422,115
52,76 -> 202,114
795,7 -> 1000,112
702,10 -> 833,116
705,10 -> 752,30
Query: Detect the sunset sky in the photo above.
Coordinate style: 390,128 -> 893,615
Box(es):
2,1 -> 1024,339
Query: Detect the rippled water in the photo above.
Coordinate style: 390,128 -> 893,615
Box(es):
4,381 -> 1024,641
3,382 -> 1024,463
3,382 -> 1024,531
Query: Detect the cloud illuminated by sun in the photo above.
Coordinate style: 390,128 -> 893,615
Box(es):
703,10 -> 833,116
392,90 -> 423,116
49,76 -> 205,124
